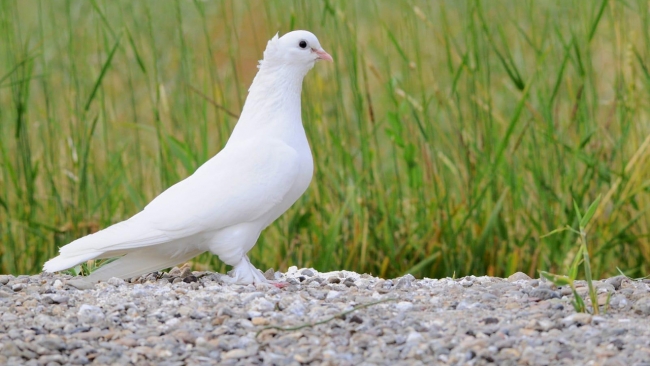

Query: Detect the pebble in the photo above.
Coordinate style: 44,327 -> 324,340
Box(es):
528,287 -> 560,300
107,277 -> 125,287
561,313 -> 592,326
0,270 -> 648,365
41,294 -> 69,304
395,301 -> 414,312
605,276 -> 625,290
77,304 -> 104,324
633,296 -> 650,315
396,274 -> 415,289
67,278 -> 94,290
507,272 -> 532,282
0,275 -> 11,285
327,276 -> 341,284
460,278 -> 473,287
251,317 -> 269,326
300,269 -> 315,277
222,347 -> 257,360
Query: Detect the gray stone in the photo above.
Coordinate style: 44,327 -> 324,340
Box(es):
168,267 -> 182,277
507,272 -> 531,282
264,268 -> 276,280
395,301 -> 413,312
67,279 -> 94,290
561,313 -> 592,326
633,297 -> 650,316
36,335 -> 66,351
41,294 -> 69,304
605,276 -> 626,291
180,266 -> 193,279
77,304 -> 105,323
327,276 -> 341,284
107,277 -> 125,287
460,278 -> 474,287
396,274 -> 414,289
0,275 -> 12,285
528,288 -> 560,300
300,269 -> 315,277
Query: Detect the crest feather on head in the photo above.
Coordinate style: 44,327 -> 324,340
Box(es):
258,32 -> 281,69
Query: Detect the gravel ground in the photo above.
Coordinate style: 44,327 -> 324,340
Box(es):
1,267 -> 650,366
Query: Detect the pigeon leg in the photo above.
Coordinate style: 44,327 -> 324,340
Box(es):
221,255 -> 268,284
268,281 -> 289,288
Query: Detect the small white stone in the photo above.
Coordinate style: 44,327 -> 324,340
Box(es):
77,304 -> 104,323
561,313 -> 592,326
429,296 -> 442,306
222,348 -> 256,359
242,292 -> 264,304
286,299 -> 306,316
395,301 -> 413,312
195,337 -> 207,347
456,301 -> 475,310
326,291 -> 341,300
406,331 -> 423,343
460,279 -> 473,287
322,349 -> 337,360
250,297 -> 275,313
592,316 -> 606,325
52,280 -> 63,289
107,277 -> 125,287
165,318 -> 180,326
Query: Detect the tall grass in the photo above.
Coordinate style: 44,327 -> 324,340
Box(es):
1,0 -> 649,279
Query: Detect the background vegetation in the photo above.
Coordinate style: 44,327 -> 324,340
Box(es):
1,0 -> 649,279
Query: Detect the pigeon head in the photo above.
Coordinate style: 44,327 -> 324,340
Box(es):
259,30 -> 333,72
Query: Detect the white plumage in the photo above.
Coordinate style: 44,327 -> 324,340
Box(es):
43,30 -> 332,284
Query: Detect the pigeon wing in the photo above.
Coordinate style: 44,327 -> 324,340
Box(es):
143,138 -> 301,235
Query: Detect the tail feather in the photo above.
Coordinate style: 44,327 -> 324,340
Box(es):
43,252 -> 101,273
85,246 -> 205,283
43,215 -> 172,273
59,217 -> 170,256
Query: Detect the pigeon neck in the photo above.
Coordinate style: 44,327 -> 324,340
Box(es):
230,65 -> 309,145
249,63 -> 309,97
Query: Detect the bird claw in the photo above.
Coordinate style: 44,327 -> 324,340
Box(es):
267,281 -> 289,288
221,256 -> 270,285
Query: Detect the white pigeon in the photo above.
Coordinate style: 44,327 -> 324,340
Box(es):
43,30 -> 333,284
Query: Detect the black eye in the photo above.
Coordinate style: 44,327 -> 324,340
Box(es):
299,40 -> 307,49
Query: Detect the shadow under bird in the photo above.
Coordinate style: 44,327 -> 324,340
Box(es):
43,30 -> 333,285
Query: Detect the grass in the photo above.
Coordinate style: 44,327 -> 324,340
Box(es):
1,0 -> 650,280
541,195 -> 606,314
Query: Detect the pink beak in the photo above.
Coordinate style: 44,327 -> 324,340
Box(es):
314,48 -> 333,62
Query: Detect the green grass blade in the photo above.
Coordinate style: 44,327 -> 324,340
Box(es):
404,252 -> 440,277
84,33 -> 122,112
573,199 -> 583,226
580,194 -> 602,229
588,0 -> 609,42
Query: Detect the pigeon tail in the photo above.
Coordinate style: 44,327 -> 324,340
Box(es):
43,252 -> 103,273
83,246 -> 205,283
43,215 -> 173,273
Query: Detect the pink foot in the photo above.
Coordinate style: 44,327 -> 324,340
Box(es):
269,281 -> 289,288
